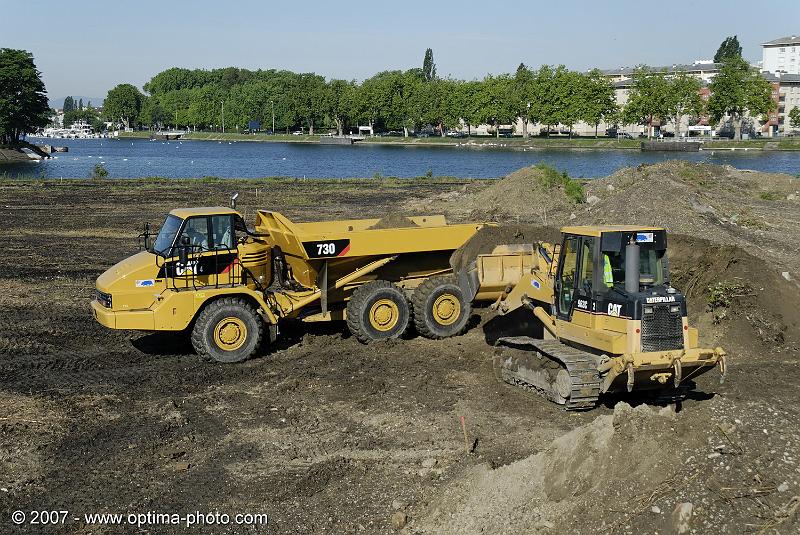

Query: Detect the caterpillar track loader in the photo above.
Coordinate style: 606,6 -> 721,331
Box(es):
457,226 -> 727,410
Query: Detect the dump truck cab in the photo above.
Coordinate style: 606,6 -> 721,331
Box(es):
91,206 -> 270,331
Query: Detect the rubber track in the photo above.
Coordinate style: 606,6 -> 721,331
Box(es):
497,336 -> 601,410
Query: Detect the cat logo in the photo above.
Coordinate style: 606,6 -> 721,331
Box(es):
607,303 -> 622,317
175,260 -> 202,276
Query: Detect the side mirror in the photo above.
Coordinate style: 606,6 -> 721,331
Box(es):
178,235 -> 190,265
178,244 -> 189,266
143,222 -> 152,251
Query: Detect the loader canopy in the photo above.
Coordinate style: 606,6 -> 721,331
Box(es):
599,230 -> 668,288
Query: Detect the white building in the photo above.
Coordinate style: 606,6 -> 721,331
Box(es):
762,36 -> 800,75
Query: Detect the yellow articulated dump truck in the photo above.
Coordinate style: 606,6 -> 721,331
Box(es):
458,225 -> 727,409
92,203 -> 484,362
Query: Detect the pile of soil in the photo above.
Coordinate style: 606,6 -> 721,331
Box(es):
449,224 -> 560,274
668,234 -> 800,352
419,400 -> 800,534
418,403 -> 697,534
366,214 -> 419,230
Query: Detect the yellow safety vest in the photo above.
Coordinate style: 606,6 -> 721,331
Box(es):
603,255 -> 614,287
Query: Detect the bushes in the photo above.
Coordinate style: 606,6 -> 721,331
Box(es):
533,163 -> 585,203
90,164 -> 109,179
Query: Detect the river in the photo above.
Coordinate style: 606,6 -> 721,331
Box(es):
4,138 -> 799,179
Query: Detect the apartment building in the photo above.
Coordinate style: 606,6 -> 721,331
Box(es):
762,36 -> 800,75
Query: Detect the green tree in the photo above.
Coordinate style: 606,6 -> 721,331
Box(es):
512,64 -> 536,138
535,65 -> 561,135
708,56 -> 775,140
0,49 -> 50,145
623,67 -> 670,139
63,96 -> 74,113
665,72 -> 703,138
292,73 -> 326,134
422,78 -> 462,136
714,36 -> 742,63
104,83 -> 144,129
422,48 -> 437,82
555,69 -> 586,137
138,95 -> 168,129
455,80 -> 483,137
325,79 -> 357,135
580,69 -> 617,137
475,74 -> 515,138
790,106 -> 800,129
78,98 -> 83,110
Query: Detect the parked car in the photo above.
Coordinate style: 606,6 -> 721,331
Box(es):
291,131 -> 304,136
446,131 -> 467,138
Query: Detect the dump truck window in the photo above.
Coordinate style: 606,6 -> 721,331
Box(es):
211,215 -> 234,250
153,215 -> 182,256
579,238 -> 594,292
558,237 -> 579,315
181,217 -> 210,251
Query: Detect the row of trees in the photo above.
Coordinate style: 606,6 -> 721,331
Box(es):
103,55 -> 773,141
104,61 -> 619,138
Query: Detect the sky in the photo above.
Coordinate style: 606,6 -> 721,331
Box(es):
2,0 -> 799,102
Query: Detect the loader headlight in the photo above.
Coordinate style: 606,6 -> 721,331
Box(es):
670,305 -> 681,313
643,306 -> 654,315
95,289 -> 112,308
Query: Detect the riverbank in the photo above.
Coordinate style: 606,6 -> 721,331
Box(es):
119,130 -> 800,151
119,131 -> 642,149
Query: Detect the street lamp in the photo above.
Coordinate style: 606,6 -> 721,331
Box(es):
221,101 -> 225,133
270,100 -> 275,133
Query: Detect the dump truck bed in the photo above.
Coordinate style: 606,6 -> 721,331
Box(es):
256,211 -> 484,260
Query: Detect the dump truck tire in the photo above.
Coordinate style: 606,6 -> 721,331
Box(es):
347,281 -> 410,343
412,275 -> 471,339
191,297 -> 263,363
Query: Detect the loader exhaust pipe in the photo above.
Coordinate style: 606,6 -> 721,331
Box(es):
625,239 -> 640,294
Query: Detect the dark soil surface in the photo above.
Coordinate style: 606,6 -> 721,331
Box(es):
0,165 -> 798,534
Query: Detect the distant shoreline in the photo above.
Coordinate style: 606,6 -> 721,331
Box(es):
116,131 -> 800,151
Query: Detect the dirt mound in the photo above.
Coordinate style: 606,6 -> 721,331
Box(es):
449,224 -> 561,274
366,214 -> 419,229
417,403 -> 699,534
412,160 -> 800,275
464,164 -> 584,223
668,234 -> 800,353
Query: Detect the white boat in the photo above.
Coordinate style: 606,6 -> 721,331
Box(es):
29,121 -> 107,139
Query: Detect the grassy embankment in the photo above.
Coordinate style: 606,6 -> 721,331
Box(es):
119,130 -> 642,149
119,130 -> 800,150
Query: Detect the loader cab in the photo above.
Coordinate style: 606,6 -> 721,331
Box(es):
554,226 -> 674,322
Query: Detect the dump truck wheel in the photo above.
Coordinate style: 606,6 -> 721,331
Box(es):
347,281 -> 410,343
191,297 -> 263,363
412,275 -> 470,339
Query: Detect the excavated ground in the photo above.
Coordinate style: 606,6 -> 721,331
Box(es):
0,163 -> 798,534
